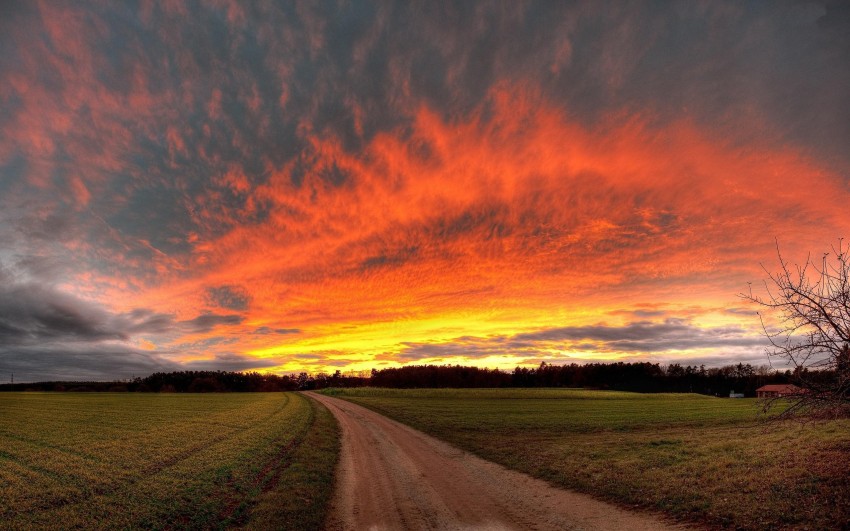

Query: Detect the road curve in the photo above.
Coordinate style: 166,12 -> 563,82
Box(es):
306,392 -> 688,531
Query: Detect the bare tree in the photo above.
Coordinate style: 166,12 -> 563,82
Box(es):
742,240 -> 850,418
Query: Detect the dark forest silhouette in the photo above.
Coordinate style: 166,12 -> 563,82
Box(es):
0,361 -> 823,397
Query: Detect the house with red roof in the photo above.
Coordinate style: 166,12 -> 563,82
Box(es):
755,384 -> 802,398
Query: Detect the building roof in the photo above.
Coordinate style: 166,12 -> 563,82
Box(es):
755,384 -> 801,393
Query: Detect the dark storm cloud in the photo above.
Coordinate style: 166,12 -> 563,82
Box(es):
0,275 -> 245,347
398,319 -> 767,362
294,353 -> 325,360
321,359 -> 356,368
0,344 -> 180,383
182,353 -> 280,372
0,268 -> 247,379
206,285 -> 251,311
608,308 -> 669,319
15,211 -> 77,242
120,309 -> 177,335
178,313 -> 244,333
512,320 -> 766,352
253,326 -> 301,335
0,282 -> 126,346
359,246 -> 421,271
724,307 -> 758,316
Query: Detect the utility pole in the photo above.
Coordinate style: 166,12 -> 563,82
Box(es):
10,373 -> 13,384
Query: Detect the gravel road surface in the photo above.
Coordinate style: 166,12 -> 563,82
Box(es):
307,392 -> 688,531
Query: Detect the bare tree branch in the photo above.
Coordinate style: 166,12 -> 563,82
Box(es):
740,240 -> 850,419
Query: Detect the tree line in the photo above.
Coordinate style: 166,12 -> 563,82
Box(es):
0,362 -> 805,396
0,371 -> 302,393
333,362 -> 797,397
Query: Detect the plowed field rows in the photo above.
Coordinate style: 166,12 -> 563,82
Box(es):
0,392 -> 337,530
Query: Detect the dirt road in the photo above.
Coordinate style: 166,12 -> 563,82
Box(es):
307,392 -> 687,531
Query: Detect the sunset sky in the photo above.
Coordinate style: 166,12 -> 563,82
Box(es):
1,1 -> 849,381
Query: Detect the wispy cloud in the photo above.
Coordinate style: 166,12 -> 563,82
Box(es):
397,319 -> 767,362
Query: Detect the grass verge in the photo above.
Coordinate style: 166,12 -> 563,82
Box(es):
324,387 -> 850,530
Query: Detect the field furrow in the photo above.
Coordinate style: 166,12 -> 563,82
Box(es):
0,392 -> 338,530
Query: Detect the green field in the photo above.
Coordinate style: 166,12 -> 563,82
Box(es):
0,392 -> 338,530
324,388 -> 850,530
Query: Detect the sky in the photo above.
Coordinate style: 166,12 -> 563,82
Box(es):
1,1 -> 849,382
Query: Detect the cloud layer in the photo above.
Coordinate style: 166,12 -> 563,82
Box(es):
1,1 -> 848,380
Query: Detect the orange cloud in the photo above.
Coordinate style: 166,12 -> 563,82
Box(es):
90,83 -> 848,372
